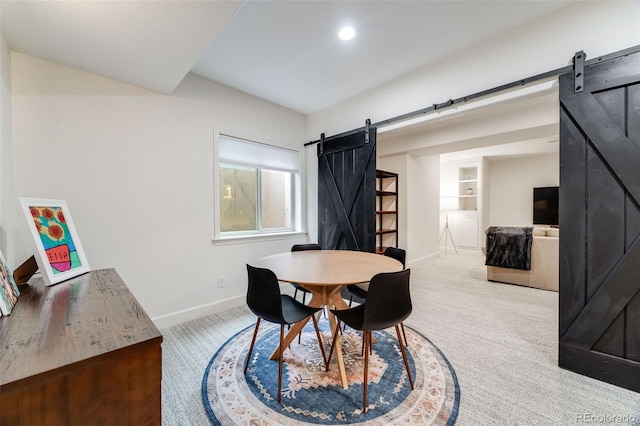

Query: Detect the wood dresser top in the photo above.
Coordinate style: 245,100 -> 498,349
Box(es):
0,268 -> 162,387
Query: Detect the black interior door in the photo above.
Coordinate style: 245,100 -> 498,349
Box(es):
317,126 -> 376,251
559,49 -> 640,391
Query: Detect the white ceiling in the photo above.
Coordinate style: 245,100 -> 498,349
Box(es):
1,0 -> 577,114
1,1 -> 243,94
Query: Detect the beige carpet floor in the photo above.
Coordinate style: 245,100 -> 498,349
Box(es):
161,250 -> 640,425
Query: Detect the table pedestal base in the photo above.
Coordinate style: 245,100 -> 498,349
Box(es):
270,285 -> 350,389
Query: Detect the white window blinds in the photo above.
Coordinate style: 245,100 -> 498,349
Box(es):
218,134 -> 299,172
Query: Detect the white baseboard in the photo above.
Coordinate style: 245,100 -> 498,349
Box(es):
152,295 -> 245,329
152,282 -> 295,330
407,251 -> 440,266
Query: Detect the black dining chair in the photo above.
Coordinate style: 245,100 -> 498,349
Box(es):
290,243 -> 321,304
327,268 -> 414,413
343,247 -> 406,304
342,247 -> 409,345
382,246 -> 406,266
244,264 -> 327,403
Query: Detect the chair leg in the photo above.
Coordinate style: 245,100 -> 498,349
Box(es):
342,296 -> 354,332
325,320 -> 342,371
278,324 -> 285,403
291,287 -> 301,332
400,322 -> 409,348
311,313 -> 327,368
244,318 -> 261,374
395,324 -> 414,390
298,310 -> 318,344
363,330 -> 370,413
360,332 -> 373,356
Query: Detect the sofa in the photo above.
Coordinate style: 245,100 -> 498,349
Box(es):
484,227 -> 559,292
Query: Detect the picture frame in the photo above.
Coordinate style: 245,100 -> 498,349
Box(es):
0,249 -> 20,316
20,198 -> 90,286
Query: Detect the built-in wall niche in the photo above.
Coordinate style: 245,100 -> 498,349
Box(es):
458,166 -> 478,210
439,160 -> 482,250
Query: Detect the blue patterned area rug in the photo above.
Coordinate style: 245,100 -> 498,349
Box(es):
202,319 -> 459,425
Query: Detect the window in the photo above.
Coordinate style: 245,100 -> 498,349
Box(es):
215,132 -> 301,240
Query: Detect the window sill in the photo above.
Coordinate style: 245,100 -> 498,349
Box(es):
212,231 -> 308,246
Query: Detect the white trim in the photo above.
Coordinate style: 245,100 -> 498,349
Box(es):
212,231 -> 307,246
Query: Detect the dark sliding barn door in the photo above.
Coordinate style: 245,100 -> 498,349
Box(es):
317,124 -> 376,251
559,49 -> 640,391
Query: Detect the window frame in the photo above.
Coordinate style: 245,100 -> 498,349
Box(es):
213,128 -> 305,244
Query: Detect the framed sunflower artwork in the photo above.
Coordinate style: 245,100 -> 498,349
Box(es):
20,198 -> 90,286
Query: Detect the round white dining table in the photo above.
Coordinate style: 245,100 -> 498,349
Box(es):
250,249 -> 403,389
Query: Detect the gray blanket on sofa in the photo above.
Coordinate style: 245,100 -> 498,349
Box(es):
485,226 -> 533,270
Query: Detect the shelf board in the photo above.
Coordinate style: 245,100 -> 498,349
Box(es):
376,210 -> 398,214
376,190 -> 397,196
376,170 -> 397,178
458,195 -> 477,198
458,179 -> 477,183
376,228 -> 397,235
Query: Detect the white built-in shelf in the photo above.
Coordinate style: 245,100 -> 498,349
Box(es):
458,166 -> 478,211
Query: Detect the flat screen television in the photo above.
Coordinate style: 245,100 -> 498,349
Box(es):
533,186 -> 559,226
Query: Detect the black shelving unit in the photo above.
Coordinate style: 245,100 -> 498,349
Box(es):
375,169 -> 398,254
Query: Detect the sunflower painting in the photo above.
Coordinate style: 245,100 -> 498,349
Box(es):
20,198 -> 90,286
29,206 -> 80,273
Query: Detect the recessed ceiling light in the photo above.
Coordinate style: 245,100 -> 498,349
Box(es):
339,26 -> 356,41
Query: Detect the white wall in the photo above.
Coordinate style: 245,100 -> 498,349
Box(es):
378,152 -> 440,264
407,154 -> 440,262
488,153 -> 559,226
481,157 -> 491,233
304,144 -> 319,244
11,53 -> 308,327
0,6 -> 15,264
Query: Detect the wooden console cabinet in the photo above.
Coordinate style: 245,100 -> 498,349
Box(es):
0,268 -> 162,425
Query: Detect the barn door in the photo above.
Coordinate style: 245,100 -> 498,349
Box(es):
317,122 -> 376,251
559,49 -> 640,391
